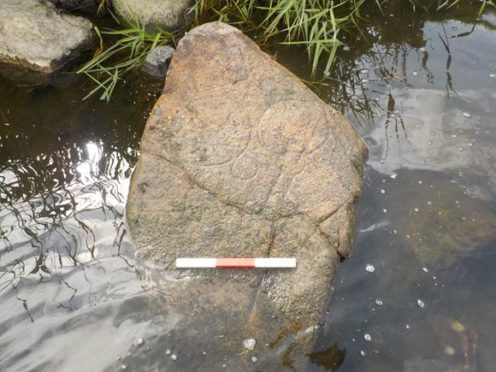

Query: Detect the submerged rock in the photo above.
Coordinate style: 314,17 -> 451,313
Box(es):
141,45 -> 175,78
0,0 -> 94,74
112,0 -> 193,31
127,22 -> 366,357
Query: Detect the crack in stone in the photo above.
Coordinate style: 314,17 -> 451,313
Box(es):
142,147 -> 352,257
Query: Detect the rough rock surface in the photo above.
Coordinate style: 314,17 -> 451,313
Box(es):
127,22 -> 367,356
0,0 -> 94,74
112,0 -> 193,31
141,45 -> 175,78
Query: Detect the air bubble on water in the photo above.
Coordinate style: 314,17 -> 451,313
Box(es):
412,71 -> 418,76
251,356 -> 258,363
390,173 -> 397,179
380,189 -> 386,194
451,134 -> 457,138
202,351 -> 207,356
490,73 -> 495,78
462,112 -> 471,118
165,349 -> 171,355
364,333 -> 372,341
406,234 -> 410,239
383,208 -> 388,213
362,79 -> 369,83
414,208 -> 419,212
135,338 -> 145,347
360,350 -> 366,357
427,201 -> 432,206
444,346 -> 456,356
405,324 -> 410,329
120,365 -> 127,370
418,180 -> 423,184
243,338 -> 256,350
422,267 -> 429,273
417,299 -> 425,308
375,298 -> 383,306
419,47 -> 426,52
171,354 -> 178,361
366,264 -> 376,273
468,142 -> 472,146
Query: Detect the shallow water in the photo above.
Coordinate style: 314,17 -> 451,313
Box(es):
1,3 -> 496,371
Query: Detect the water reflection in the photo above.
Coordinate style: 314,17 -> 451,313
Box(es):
308,5 -> 496,372
0,73 -> 163,370
1,2 -> 496,371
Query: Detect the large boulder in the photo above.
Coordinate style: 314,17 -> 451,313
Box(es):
0,0 -> 94,74
126,22 -> 367,364
112,0 -> 193,31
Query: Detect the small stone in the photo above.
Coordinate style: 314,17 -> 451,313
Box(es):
366,264 -> 375,273
142,45 -> 175,77
243,338 -> 256,350
364,333 -> 372,341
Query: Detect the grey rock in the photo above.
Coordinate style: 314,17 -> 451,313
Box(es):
141,45 -> 175,78
112,0 -> 193,31
127,22 -> 367,354
0,0 -> 94,74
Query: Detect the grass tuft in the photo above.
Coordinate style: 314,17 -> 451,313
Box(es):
77,23 -> 174,101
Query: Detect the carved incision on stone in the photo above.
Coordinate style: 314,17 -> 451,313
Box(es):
127,22 -> 367,328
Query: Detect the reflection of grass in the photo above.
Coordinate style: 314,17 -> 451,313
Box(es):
77,24 -> 174,101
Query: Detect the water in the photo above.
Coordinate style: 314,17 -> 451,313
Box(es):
1,3 -> 496,371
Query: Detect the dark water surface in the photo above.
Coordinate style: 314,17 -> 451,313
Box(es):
1,3 -> 496,371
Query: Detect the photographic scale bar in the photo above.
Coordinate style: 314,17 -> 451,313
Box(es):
175,257 -> 296,269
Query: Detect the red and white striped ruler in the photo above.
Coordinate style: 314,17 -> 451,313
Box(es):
175,257 -> 296,269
